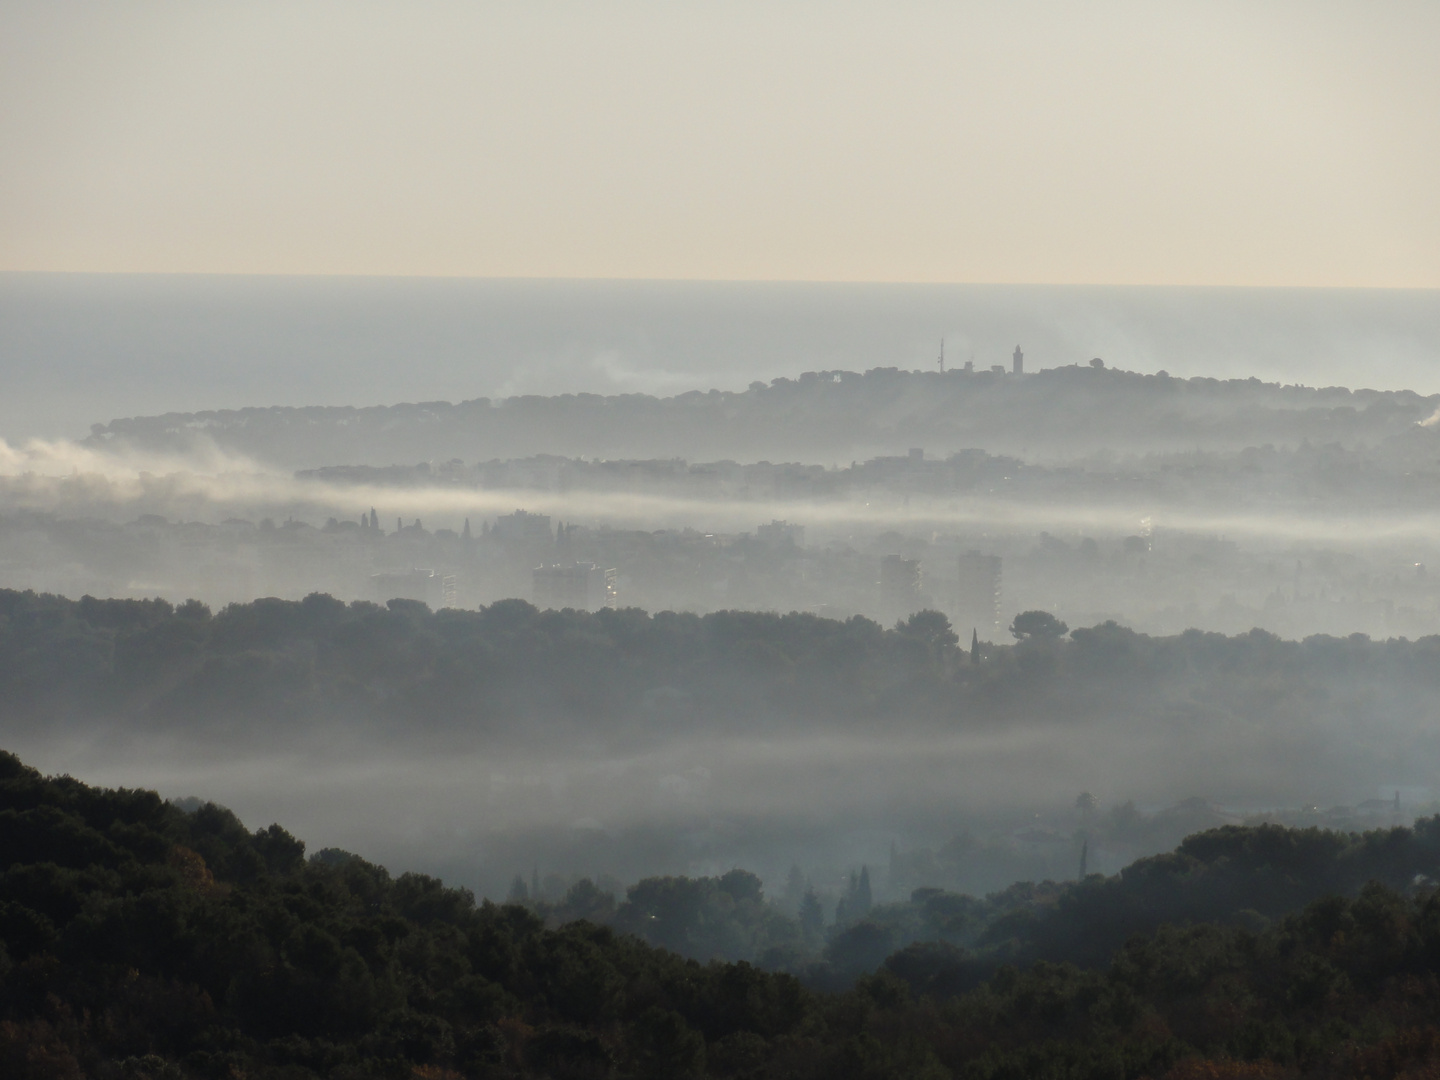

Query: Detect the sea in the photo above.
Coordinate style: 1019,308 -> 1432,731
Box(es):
2,273 -> 1439,442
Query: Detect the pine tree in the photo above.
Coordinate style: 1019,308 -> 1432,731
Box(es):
835,871 -> 857,925
507,874 -> 529,903
783,864 -> 806,915
799,887 -> 824,940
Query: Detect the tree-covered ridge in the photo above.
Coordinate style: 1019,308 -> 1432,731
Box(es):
0,590 -> 966,740
3,589 -> 1440,772
84,365 -> 1437,468
10,753 -> 1440,1078
0,749 -> 802,1079
513,821 -> 1440,988
290,432 -> 1440,514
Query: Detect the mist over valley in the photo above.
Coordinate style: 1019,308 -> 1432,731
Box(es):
7,352 -> 1440,918
10,4 -> 1440,1073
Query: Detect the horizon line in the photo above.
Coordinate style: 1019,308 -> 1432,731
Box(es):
3,269 -> 1439,294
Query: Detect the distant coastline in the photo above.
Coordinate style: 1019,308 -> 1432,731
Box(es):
3,273 -> 1439,441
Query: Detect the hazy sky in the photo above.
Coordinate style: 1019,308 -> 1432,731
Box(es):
2,1 -> 1438,286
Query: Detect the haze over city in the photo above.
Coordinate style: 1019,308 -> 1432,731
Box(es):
4,5 -> 1440,1078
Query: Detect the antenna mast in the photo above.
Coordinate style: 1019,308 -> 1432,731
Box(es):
938,339 -> 945,373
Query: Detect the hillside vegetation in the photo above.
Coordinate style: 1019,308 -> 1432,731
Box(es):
4,588 -> 1440,757
85,366 -> 1438,468
9,753 -> 1440,1078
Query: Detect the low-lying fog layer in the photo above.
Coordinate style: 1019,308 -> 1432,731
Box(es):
10,715 -> 1435,906
4,587 -> 1440,906
11,430 -> 1440,540
7,355 -> 1440,910
3,431 -> 1440,639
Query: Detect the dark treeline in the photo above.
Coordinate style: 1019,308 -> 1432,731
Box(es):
10,752 -> 1440,1078
4,587 -> 1439,755
86,365 -> 1435,468
518,819 -> 1440,989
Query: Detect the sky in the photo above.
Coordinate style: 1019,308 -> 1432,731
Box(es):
2,1 -> 1439,287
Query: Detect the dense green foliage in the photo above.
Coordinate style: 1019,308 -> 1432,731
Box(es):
10,753 -> 1440,1078
559,821 -> 1440,988
0,750 -> 807,1079
839,821 -> 1440,984
3,588 -> 1440,752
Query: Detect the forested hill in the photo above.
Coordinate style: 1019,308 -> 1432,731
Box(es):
85,366 -> 1436,469
3,588 -> 1439,804
10,751 -> 1440,1078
